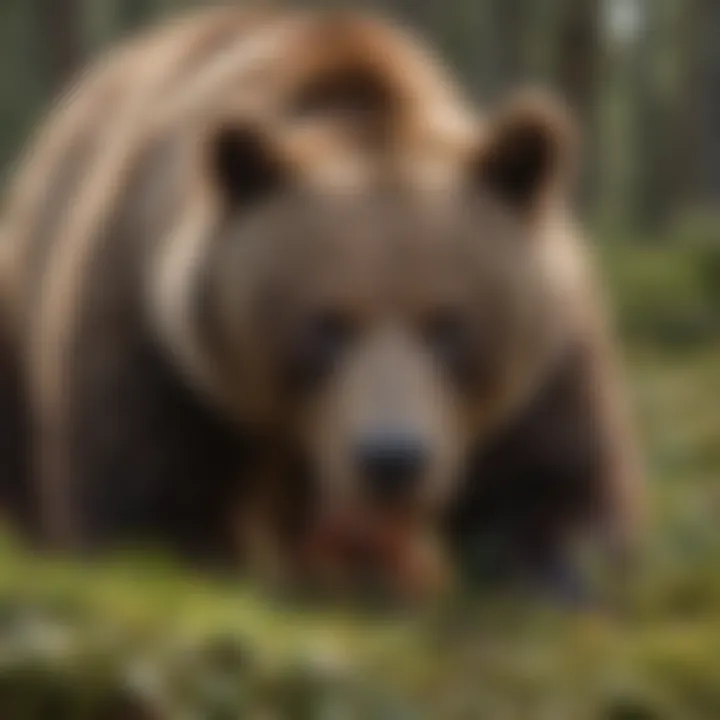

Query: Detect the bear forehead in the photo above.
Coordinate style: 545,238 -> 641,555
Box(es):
230,188 -> 533,306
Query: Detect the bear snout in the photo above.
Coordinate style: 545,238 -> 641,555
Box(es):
355,430 -> 430,505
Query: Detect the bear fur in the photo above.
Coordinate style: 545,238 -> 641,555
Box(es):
0,7 -> 643,602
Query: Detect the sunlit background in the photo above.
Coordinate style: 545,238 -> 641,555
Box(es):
0,1 -> 718,717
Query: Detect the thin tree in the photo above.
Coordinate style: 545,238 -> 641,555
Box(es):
37,0 -> 85,94
682,0 -> 720,212
553,0 -> 602,210
631,0 -> 687,231
118,0 -> 152,33
486,0 -> 529,99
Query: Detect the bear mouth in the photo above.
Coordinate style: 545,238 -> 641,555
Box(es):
293,507 -> 450,604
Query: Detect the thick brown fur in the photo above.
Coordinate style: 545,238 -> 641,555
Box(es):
0,7 -> 642,602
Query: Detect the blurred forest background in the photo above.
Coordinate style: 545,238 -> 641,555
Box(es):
0,1 -> 719,718
1,0 -> 719,232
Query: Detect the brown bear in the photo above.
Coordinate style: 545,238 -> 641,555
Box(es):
0,7 -> 643,603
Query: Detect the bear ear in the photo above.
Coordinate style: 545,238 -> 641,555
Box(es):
208,122 -> 290,208
474,91 -> 579,215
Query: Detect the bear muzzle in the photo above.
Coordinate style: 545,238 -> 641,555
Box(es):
355,429 -> 430,506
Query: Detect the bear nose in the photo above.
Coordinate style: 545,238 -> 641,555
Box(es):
357,431 -> 429,503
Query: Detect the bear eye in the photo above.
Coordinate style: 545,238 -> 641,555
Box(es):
421,309 -> 473,380
288,310 -> 357,390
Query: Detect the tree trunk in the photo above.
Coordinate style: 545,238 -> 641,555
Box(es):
554,0 -> 602,211
36,0 -> 85,94
631,0 -> 688,232
118,0 -> 151,32
631,0 -> 664,229
683,0 -> 720,212
386,0 -> 433,25
486,0 -> 528,99
555,0 -> 601,121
